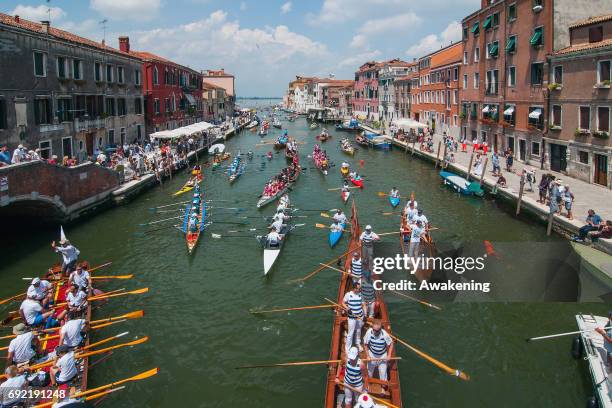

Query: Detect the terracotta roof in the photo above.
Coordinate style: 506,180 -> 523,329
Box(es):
204,69 -> 234,77
554,38 -> 612,55
129,50 -> 199,74
569,14 -> 612,29
0,12 -> 137,60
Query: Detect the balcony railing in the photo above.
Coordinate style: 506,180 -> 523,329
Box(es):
75,117 -> 106,132
39,123 -> 66,133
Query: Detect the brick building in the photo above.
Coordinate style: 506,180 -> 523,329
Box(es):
0,14 -> 144,160
118,37 -> 204,137
377,59 -> 415,125
202,69 -> 236,120
460,0 -> 609,167
412,43 -> 463,138
353,61 -> 382,121
548,14 -> 612,188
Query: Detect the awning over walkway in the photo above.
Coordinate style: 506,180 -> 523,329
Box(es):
150,121 -> 217,139
391,118 -> 428,131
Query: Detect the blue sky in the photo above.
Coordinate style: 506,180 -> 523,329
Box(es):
2,0 -> 480,96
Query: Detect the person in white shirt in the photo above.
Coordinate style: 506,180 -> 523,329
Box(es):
269,218 -> 285,234
19,298 -> 56,328
415,209 -> 428,229
342,282 -> 366,352
59,315 -> 88,349
0,366 -> 28,407
404,197 -> 418,210
50,345 -> 77,386
69,264 -> 91,294
363,319 -> 394,382
278,193 -> 290,209
51,239 -> 80,275
7,323 -> 39,365
27,277 -> 53,308
333,210 -> 347,225
266,227 -> 282,247
389,187 -> 400,198
65,285 -> 88,315
330,220 -> 344,233
359,225 -> 380,272
11,145 -> 25,164
272,209 -> 290,224
404,202 -> 418,225
408,221 -> 426,259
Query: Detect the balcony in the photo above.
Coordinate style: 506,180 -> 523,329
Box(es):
75,117 -> 106,132
39,123 -> 66,133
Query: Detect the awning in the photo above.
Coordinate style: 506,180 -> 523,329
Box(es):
471,21 -> 480,34
528,108 -> 542,119
184,94 -> 196,105
483,16 -> 492,30
503,106 -> 515,116
505,36 -> 516,53
482,105 -> 490,113
530,29 -> 542,46
489,42 -> 499,57
150,121 -> 217,139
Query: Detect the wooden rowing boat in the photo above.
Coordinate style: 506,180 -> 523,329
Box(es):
183,187 -> 206,254
350,177 -> 363,188
259,223 -> 297,275
399,198 -> 436,281
328,223 -> 345,248
256,167 -> 300,208
340,139 -> 355,156
341,190 -> 350,204
325,201 -> 402,407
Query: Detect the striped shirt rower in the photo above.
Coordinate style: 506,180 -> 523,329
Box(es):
335,346 -> 368,408
350,252 -> 363,284
363,319 -> 394,382
343,282 -> 366,352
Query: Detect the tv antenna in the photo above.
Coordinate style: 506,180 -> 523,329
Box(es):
99,19 -> 108,44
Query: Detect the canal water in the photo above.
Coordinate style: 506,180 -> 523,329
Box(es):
0,100 -> 608,407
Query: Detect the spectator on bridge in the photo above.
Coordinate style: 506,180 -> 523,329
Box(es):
47,155 -> 58,165
11,144 -> 26,164
0,146 -> 11,166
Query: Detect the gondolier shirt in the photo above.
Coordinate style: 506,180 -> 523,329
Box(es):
360,281 -> 376,304
364,328 -> 392,358
350,259 -> 363,280
343,291 -> 364,319
344,359 -> 364,388
359,231 -> 379,247
8,332 -> 36,363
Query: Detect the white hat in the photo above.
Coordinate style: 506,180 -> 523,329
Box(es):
357,393 -> 375,408
347,346 -> 358,360
365,225 -> 372,230
31,277 -> 41,285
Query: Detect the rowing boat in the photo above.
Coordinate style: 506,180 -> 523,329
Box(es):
341,190 -> 350,204
183,186 -> 206,254
325,201 -> 402,407
328,223 -> 346,248
173,170 -> 201,196
439,171 -> 484,196
340,139 -> 355,156
399,197 -> 436,281
256,166 -> 300,208
389,196 -> 400,208
340,166 -> 349,177
350,177 -> 363,188
259,224 -> 297,275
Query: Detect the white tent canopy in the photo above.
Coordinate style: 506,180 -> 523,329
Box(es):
149,121 -> 217,140
391,118 -> 428,131
528,108 -> 542,119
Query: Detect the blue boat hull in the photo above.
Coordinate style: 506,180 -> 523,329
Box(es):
389,196 -> 400,207
328,223 -> 346,248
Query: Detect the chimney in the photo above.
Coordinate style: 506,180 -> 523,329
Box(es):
41,21 -> 50,34
118,36 -> 130,53
14,15 -> 20,23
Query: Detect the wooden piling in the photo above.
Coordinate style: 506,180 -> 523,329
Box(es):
479,157 -> 488,186
411,139 -> 416,156
546,212 -> 554,236
440,143 -> 448,169
516,176 -> 525,216
466,153 -> 475,181
435,141 -> 442,168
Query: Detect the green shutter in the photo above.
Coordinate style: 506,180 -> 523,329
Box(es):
530,29 -> 542,46
471,22 -> 480,34
505,36 -> 516,53
483,16 -> 493,30
489,43 -> 499,57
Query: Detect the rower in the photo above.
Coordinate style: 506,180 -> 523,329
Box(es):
188,213 -> 199,233
59,313 -> 88,349
408,220 -> 426,259
279,193 -> 290,209
390,187 -> 400,198
359,225 -> 380,272
405,196 -> 418,209
335,346 -> 367,408
50,345 -> 77,386
360,274 -> 376,318
6,323 -> 40,367
269,214 -> 286,233
415,209 -> 429,229
27,277 -> 53,308
363,319 -> 393,383
355,392 -> 386,408
19,297 -> 57,329
334,209 -> 348,225
349,252 -> 363,285
342,281 -> 366,352
330,220 -> 344,233
0,366 -> 28,407
405,201 -> 418,225
266,226 -> 282,247
272,208 -> 290,224
64,285 -> 88,316
341,161 -> 350,169
342,181 -> 350,192
68,263 -> 91,295
51,239 -> 80,276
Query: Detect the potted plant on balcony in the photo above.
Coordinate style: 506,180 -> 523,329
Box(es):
548,123 -> 562,131
527,123 -> 541,132
574,128 -> 590,137
595,79 -> 611,89
593,130 -> 610,139
547,83 -> 562,91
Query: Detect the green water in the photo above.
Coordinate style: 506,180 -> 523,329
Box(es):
0,102 -> 608,407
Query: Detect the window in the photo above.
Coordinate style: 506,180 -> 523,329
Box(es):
136,124 -> 142,140
134,98 -> 142,115
94,62 -> 103,82
106,98 -> 116,116
120,127 -> 126,146
507,66 -> 516,87
530,26 -> 544,47
57,98 -> 73,122
34,98 -> 52,125
0,99 -> 6,129
528,106 -> 544,129
472,21 -> 480,36
579,106 -> 590,131
487,41 -> 499,58
463,51 -> 468,64
492,12 -> 500,28
454,90 -> 458,105
598,60 -> 611,84
471,103 -> 478,120
463,26 -> 469,40
154,99 -> 160,114
474,47 -> 480,62
153,67 -> 159,85
508,3 -> 517,21
506,35 -> 517,53
474,73 -> 480,89
463,74 -> 468,89
117,98 -> 127,116
453,67 -> 458,81
486,70 -> 499,95
533,0 -> 543,10
117,67 -> 125,84
33,51 -> 46,77
483,15 -> 493,31
578,151 -> 589,164
108,129 -> 115,145
73,59 -> 83,80
589,26 -> 603,43
134,70 -> 141,85
57,57 -> 68,79
39,140 -> 52,160
531,62 -> 544,85
503,104 -> 516,125
531,142 -> 540,156
598,106 -> 610,132
165,98 -> 170,112
106,65 -> 114,83
551,105 -> 562,127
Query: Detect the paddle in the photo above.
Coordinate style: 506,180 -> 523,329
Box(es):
250,304 -> 336,314
211,233 -> 257,239
339,382 -> 399,408
82,386 -> 126,403
526,326 -> 612,342
235,357 -> 401,369
387,289 -> 442,311
377,192 -> 390,197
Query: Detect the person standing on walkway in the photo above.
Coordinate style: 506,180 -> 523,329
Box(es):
538,174 -> 550,204
505,149 -> 514,172
492,152 -> 500,176
360,225 -> 380,272
563,185 -> 574,220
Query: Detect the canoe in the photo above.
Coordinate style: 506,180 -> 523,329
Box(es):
340,166 -> 350,177
173,174 -> 200,196
340,140 -> 355,156
256,167 -> 300,208
328,223 -> 346,248
350,177 -> 363,188
439,171 -> 484,196
325,201 -> 402,407
228,163 -> 245,184
389,196 -> 400,208
341,190 -> 350,204
399,204 -> 436,281
259,224 -> 296,275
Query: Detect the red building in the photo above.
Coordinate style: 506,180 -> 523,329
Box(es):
118,36 -> 204,136
353,61 -> 382,121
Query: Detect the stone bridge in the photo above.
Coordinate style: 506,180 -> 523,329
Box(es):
0,161 -> 120,224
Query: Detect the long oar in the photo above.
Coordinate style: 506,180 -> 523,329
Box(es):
339,382 -> 399,408
378,231 -> 400,237
235,357 -> 401,369
526,325 -> 612,342
22,274 -> 133,282
83,386 -> 125,403
328,186 -> 359,191
387,290 -> 441,311
139,216 -> 182,227
294,246 -> 359,283
314,223 -> 351,231
148,201 -> 189,211
250,304 -> 336,314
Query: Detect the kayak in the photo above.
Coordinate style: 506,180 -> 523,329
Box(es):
389,196 -> 400,208
350,177 -> 363,188
328,223 -> 346,248
341,190 -> 350,204
340,166 -> 349,177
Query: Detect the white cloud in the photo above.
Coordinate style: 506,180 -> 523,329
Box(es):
307,0 -> 408,25
10,5 -> 66,22
350,34 -> 367,49
337,49 -> 381,68
90,0 -> 161,20
359,13 -> 421,35
280,2 -> 292,14
240,2 -> 247,11
405,21 -> 462,56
